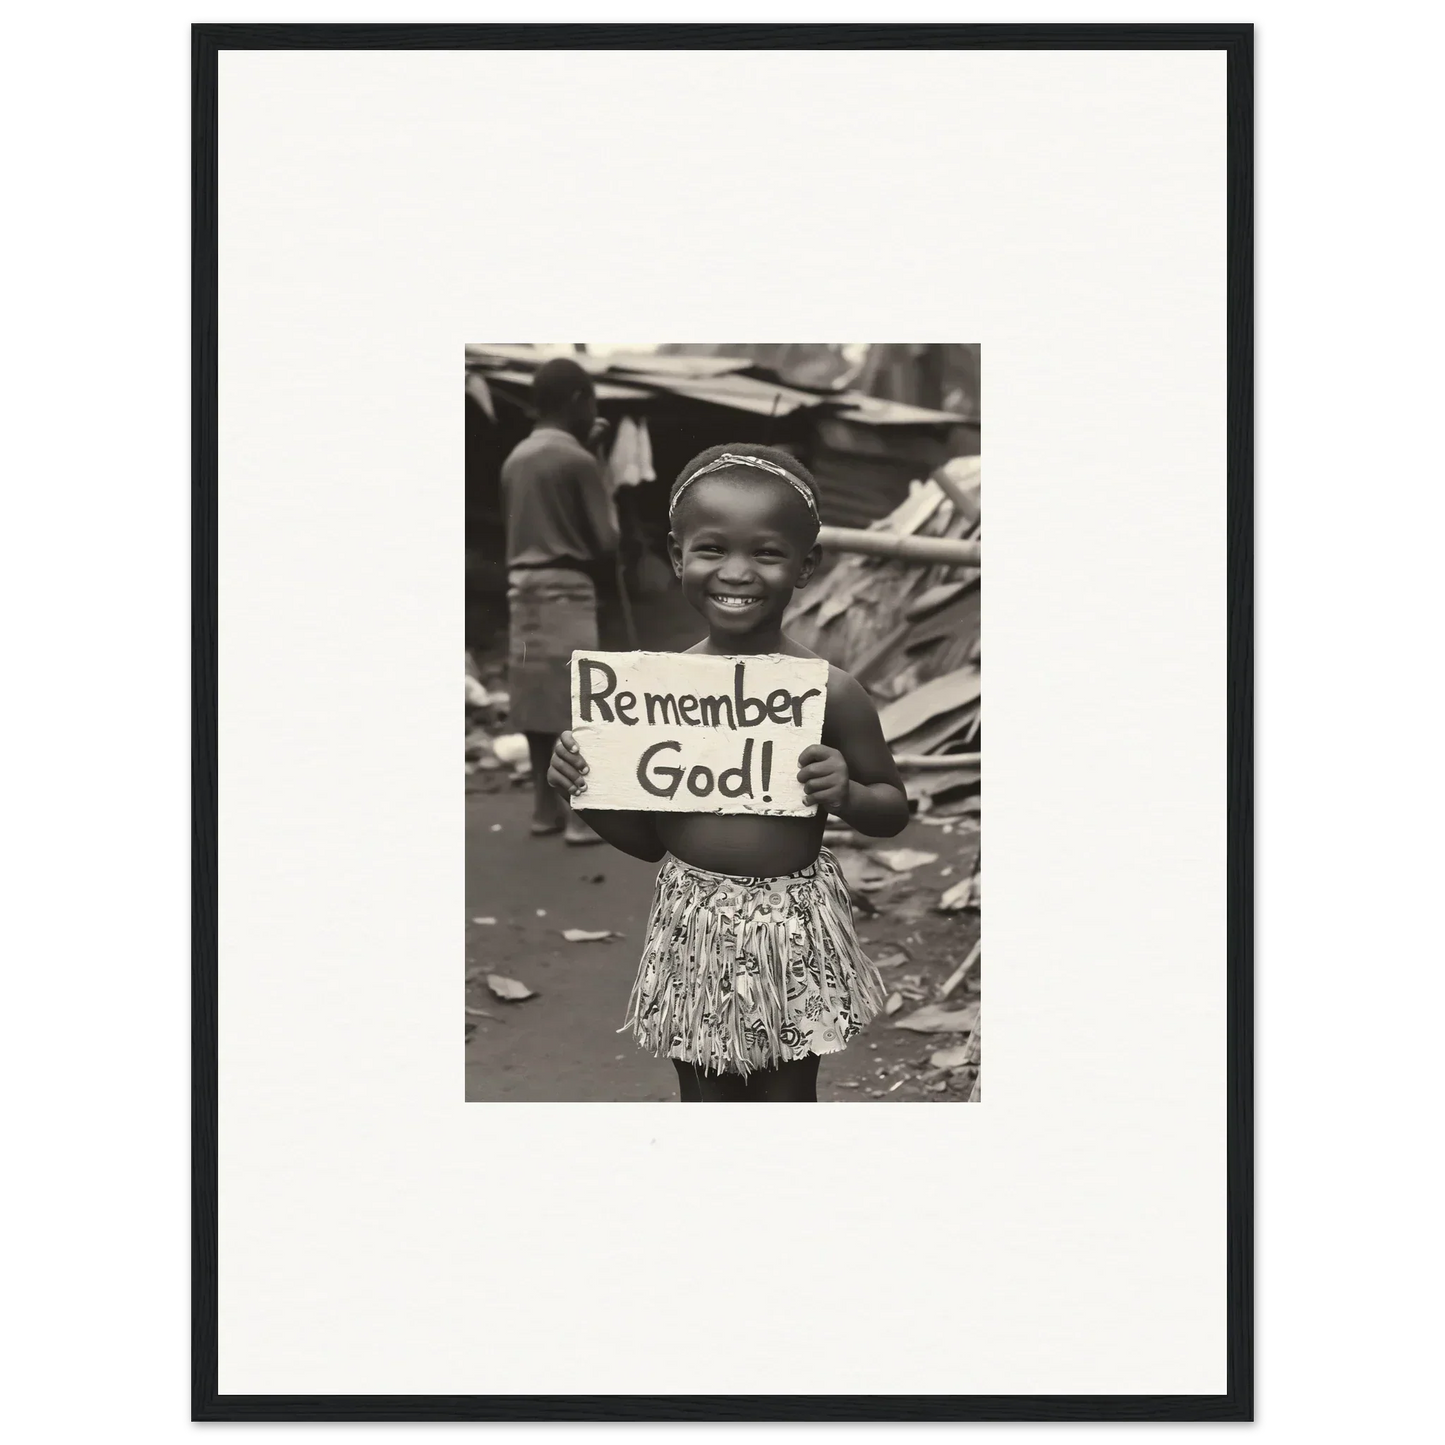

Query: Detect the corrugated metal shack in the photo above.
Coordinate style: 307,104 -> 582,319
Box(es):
657,344 -> 980,526
465,345 -> 977,648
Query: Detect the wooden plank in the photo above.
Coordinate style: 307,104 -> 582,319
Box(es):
939,939 -> 982,999
887,701 -> 977,757
893,752 -> 981,769
878,667 -> 983,743
818,526 -> 981,566
905,579 -> 973,622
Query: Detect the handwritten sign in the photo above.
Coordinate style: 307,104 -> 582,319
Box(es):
569,651 -> 829,816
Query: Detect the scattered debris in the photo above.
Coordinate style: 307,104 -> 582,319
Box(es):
884,992 -> 904,1016
871,848 -> 939,873
561,928 -> 621,943
938,874 -> 980,912
927,1079 -> 948,1092
486,974 -> 535,1002
786,465 -> 979,713
582,873 -> 605,884
909,580 -> 971,620
894,1002 -> 980,1033
491,733 -> 530,767
471,916 -> 496,926
490,824 -> 502,833
834,848 -> 892,894
465,1005 -> 498,1020
889,892 -> 935,924
929,1044 -> 973,1069
939,939 -> 982,998
922,799 -> 981,826
879,670 -> 982,749
535,909 -> 547,917
466,728 -> 498,765
464,655 -> 517,774
783,466 -> 981,821
872,950 -> 909,969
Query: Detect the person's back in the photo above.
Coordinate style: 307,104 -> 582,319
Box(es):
501,427 -> 616,581
502,357 -> 616,845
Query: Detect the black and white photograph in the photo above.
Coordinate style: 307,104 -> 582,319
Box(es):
464,345 -> 982,1102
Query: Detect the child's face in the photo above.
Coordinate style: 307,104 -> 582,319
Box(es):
668,477 -> 821,640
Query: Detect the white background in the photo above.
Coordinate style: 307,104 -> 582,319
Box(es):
217,43 -> 1225,1397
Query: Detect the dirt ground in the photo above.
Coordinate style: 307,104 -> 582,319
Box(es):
465,581 -> 980,1102
463,774 -> 981,1103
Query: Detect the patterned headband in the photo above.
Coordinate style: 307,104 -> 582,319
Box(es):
669,452 -> 819,521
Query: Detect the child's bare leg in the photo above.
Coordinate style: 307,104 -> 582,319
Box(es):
749,1055 -> 820,1102
683,1056 -> 820,1101
525,732 -> 566,833
672,1060 -> 702,1102
688,1066 -> 751,1102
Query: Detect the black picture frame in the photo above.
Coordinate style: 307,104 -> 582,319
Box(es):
193,21 -> 1252,1423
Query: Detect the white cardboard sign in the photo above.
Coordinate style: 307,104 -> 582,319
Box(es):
569,650 -> 829,816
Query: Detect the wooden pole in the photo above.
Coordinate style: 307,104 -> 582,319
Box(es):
817,526 -> 981,566
597,427 -> 639,649
892,752 -> 981,769
931,469 -> 980,526
615,554 -> 639,650
939,938 -> 982,999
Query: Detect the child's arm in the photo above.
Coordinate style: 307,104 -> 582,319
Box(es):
797,670 -> 910,838
547,732 -> 667,861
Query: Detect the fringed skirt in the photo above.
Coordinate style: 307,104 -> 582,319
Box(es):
622,850 -> 886,1078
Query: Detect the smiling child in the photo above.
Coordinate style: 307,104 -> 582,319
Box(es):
547,443 -> 909,1101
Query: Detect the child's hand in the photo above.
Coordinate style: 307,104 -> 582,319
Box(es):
797,744 -> 850,812
548,731 -> 589,799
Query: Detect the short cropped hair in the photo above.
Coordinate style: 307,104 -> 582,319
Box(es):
532,356 -> 594,413
669,443 -> 822,529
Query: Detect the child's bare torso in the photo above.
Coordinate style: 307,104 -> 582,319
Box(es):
654,636 -> 828,877
654,809 -> 826,878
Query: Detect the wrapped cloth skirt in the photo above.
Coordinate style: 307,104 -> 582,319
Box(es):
506,567 -> 597,735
